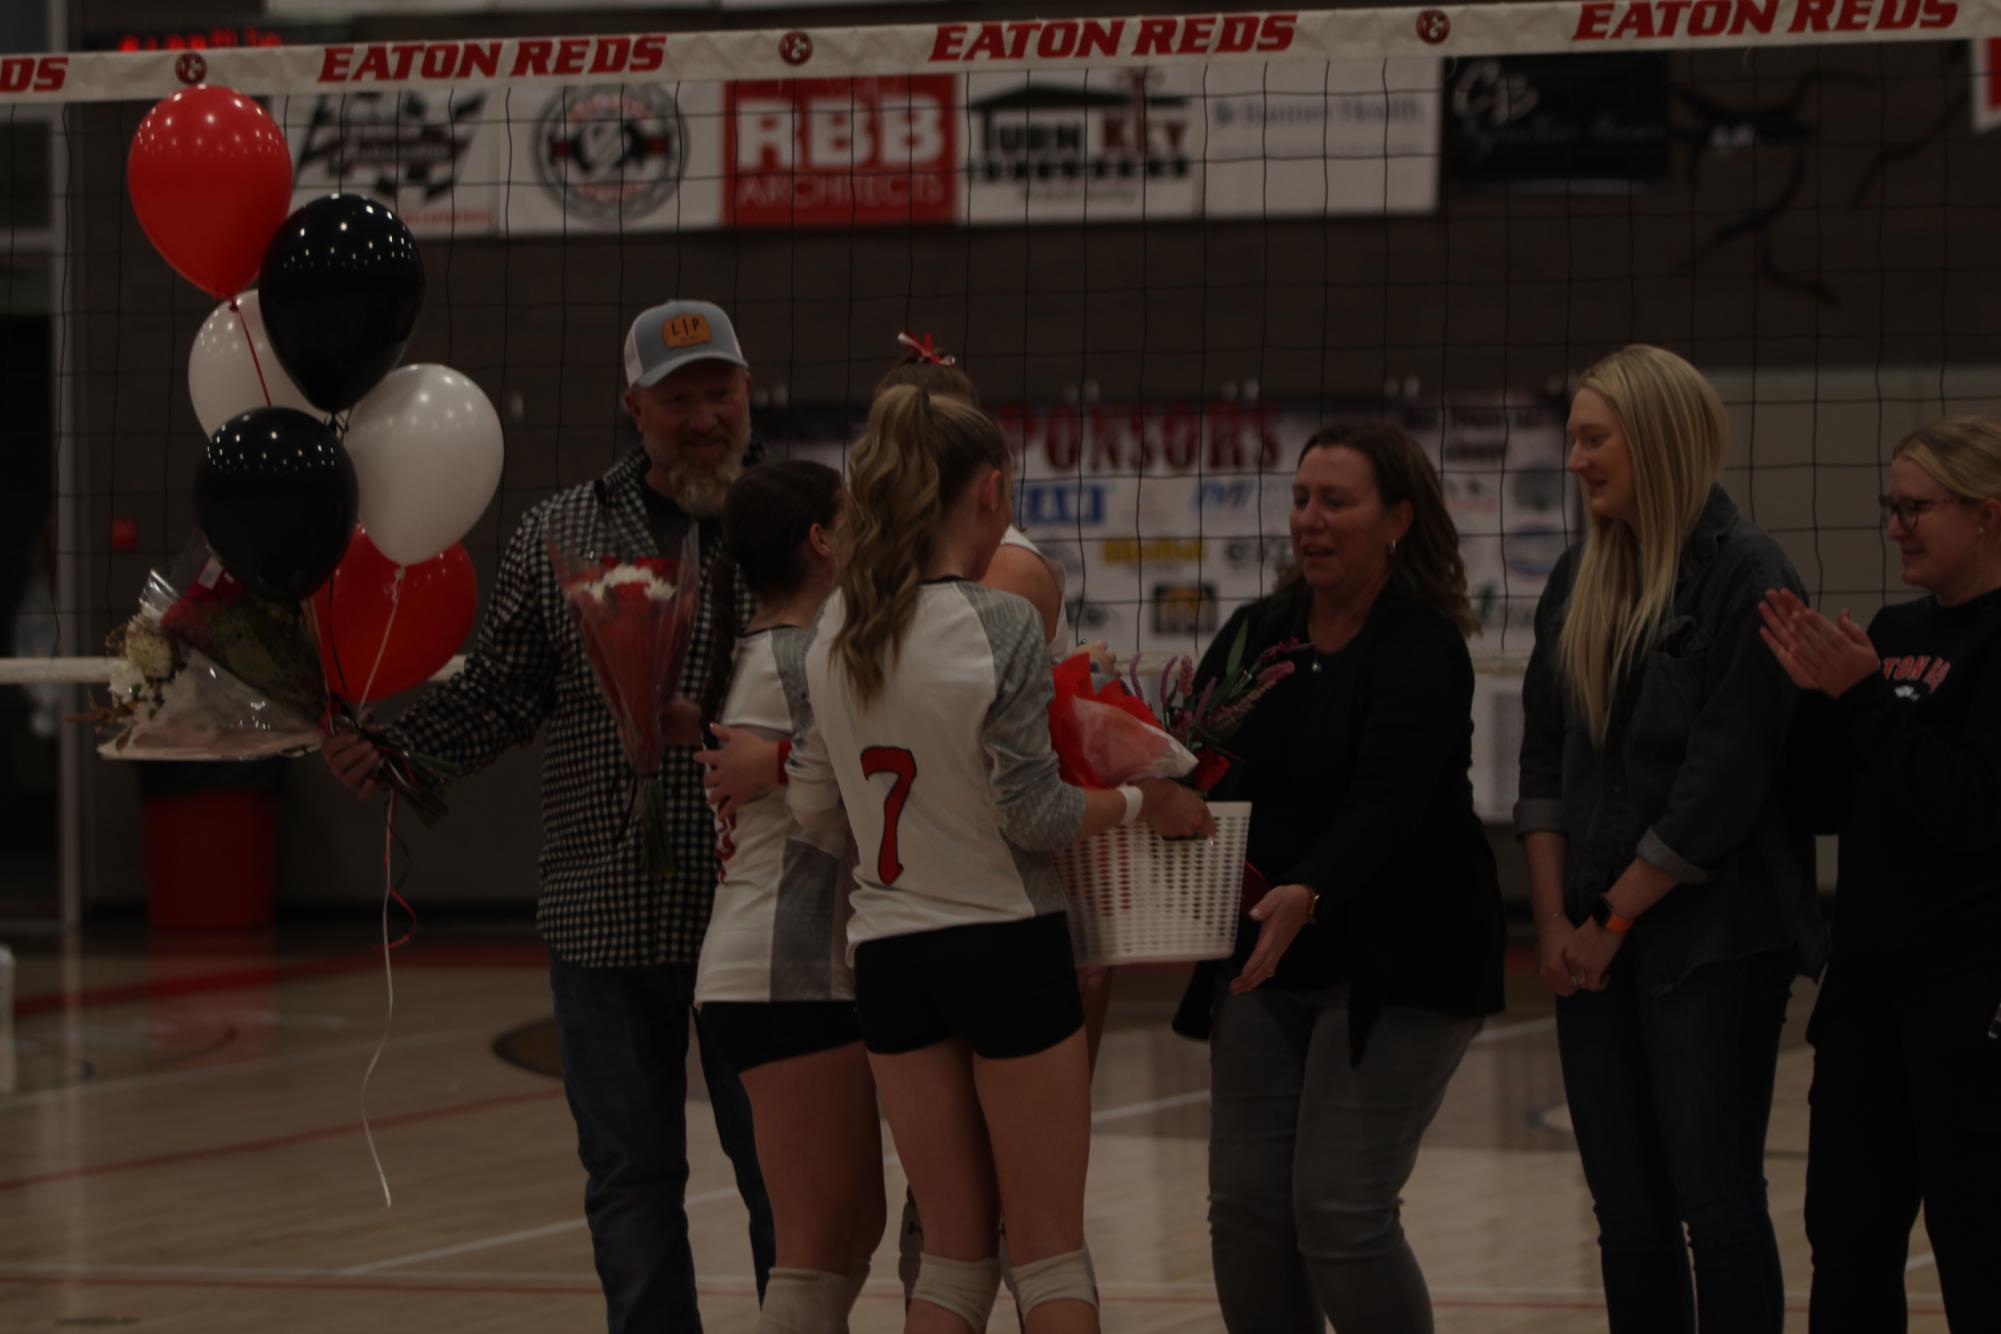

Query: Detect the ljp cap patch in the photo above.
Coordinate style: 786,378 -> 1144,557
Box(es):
663,313 -> 711,349
623,299 -> 747,388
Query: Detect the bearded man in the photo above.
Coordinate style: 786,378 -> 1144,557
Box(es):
323,299 -> 775,1333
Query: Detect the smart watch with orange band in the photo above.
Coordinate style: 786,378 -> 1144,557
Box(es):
1590,896 -> 1634,935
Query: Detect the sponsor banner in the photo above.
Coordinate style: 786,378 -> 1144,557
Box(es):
1446,53 -> 1669,185
505,82 -> 724,234
999,397 -> 1569,656
285,81 -> 726,237
3,4 -> 1992,105
283,89 -> 500,235
957,62 -> 1438,223
726,76 -> 958,227
1202,60 -> 1442,215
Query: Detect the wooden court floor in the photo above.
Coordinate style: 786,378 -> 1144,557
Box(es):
0,927 -> 1950,1332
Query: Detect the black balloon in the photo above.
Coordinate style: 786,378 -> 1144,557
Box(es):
258,193 -> 425,412
195,407 -> 357,601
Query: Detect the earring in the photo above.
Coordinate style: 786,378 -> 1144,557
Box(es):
1388,538 -> 1399,557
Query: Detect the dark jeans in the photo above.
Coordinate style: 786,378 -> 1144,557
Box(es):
548,954 -> 776,1334
1555,948 -> 1794,1334
1804,958 -> 2001,1334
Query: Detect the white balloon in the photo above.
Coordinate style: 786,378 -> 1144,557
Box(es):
344,364 -> 505,567
187,290 -> 315,437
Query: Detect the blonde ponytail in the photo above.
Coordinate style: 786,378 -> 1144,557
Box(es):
834,384 -> 1009,710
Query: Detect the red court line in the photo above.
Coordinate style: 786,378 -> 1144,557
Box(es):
12,943 -> 549,1018
0,1087 -> 564,1193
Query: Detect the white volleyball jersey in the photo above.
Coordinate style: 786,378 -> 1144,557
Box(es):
789,580 -> 1085,947
1000,526 -> 1074,653
695,626 -> 856,1004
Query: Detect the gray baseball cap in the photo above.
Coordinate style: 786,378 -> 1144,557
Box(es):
622,299 -> 749,388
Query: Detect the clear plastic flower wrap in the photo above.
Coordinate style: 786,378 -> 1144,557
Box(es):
91,549 -> 326,760
547,526 -> 701,875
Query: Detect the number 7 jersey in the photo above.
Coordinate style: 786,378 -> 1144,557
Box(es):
789,578 -> 1087,949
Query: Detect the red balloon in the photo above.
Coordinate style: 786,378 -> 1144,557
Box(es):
309,529 -> 477,706
128,85 -> 293,299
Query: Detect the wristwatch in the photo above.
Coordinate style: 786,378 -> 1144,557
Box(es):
1589,896 -> 1634,935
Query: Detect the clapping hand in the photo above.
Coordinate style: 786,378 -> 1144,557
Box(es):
1757,589 -> 1880,699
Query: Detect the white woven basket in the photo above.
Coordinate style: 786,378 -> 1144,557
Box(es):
1055,801 -> 1251,966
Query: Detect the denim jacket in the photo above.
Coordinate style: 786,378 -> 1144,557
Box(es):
1515,487 -> 1827,994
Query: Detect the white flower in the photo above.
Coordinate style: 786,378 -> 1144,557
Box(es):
567,564 -> 680,606
123,620 -> 176,682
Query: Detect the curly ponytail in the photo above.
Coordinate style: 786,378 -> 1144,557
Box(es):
833,384 -> 1009,710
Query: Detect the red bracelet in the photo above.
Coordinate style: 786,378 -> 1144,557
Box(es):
775,739 -> 791,786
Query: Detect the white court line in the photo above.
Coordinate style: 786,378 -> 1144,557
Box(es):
0,1023 -> 500,1108
338,1183 -> 744,1275
327,1015 -> 1569,1275
343,1080 -> 1215,1275
1907,1251 -> 1937,1272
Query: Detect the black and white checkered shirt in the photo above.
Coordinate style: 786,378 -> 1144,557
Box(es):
388,447 -> 749,968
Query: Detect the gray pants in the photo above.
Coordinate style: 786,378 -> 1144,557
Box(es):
1208,984 -> 1479,1334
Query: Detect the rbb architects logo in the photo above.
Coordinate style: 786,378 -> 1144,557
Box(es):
727,77 -> 957,227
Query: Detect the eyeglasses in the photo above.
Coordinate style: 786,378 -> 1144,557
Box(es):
1878,494 -> 1977,528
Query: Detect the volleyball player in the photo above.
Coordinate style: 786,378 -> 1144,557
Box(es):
787,385 -> 1212,1334
692,461 -> 883,1333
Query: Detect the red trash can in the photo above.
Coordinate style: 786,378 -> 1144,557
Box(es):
138,760 -> 282,929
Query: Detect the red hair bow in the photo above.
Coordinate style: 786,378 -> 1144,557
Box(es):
896,330 -> 957,367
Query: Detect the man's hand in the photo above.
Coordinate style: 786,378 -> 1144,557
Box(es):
322,730 -> 384,798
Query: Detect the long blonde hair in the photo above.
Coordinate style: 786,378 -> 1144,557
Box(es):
1557,345 -> 1729,744
834,384 -> 1010,710
1893,416 -> 2001,503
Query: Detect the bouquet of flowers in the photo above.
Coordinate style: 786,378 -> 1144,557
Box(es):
1047,651 -> 1196,788
548,527 -> 700,875
88,549 -> 327,760
86,545 -> 462,823
1140,621 -> 1300,794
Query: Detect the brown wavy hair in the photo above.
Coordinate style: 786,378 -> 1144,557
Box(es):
1277,421 -> 1477,636
833,384 -> 1011,710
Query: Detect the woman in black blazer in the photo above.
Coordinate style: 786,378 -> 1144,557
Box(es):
1187,421 -> 1506,1334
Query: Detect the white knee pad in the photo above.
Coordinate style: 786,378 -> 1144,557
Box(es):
758,1266 -> 855,1334
910,1252 -> 1003,1332
1009,1246 -> 1099,1318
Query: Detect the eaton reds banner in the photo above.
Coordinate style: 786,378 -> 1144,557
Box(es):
1,2 -> 1994,106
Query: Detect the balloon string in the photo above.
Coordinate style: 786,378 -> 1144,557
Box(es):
231,296 -> 277,408
355,566 -> 404,709
361,792 -> 399,1210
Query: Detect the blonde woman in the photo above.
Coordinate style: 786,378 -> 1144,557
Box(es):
787,386 -> 1212,1334
1759,418 -> 2001,1332
1516,345 -> 1826,1334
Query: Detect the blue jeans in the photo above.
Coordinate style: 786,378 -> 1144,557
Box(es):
1555,948 -> 1794,1334
1208,983 -> 1481,1334
548,954 -> 775,1334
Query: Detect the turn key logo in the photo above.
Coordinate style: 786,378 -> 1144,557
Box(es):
726,77 -> 957,227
